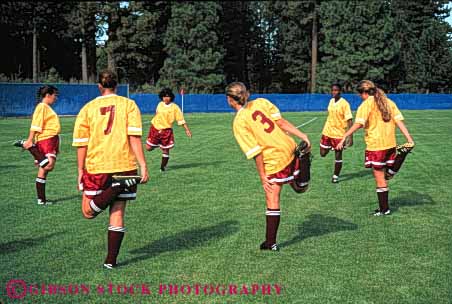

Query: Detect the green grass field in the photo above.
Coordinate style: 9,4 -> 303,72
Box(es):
1,110 -> 451,304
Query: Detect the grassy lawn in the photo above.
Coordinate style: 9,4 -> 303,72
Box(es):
0,110 -> 451,303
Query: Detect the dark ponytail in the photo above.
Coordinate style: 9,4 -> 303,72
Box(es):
36,85 -> 59,105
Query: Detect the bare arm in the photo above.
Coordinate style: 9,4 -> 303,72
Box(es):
182,123 -> 192,138
345,119 -> 353,147
395,120 -> 414,143
276,118 -> 311,148
337,123 -> 362,150
76,146 -> 87,191
254,153 -> 273,193
129,135 -> 149,183
23,130 -> 37,149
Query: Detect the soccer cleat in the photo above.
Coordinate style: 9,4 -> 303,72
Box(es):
372,209 -> 391,216
396,142 -> 415,155
103,263 -> 116,270
260,241 -> 280,251
331,175 -> 339,183
295,140 -> 310,159
37,199 -> 53,205
160,167 -> 165,172
13,139 -> 25,149
111,175 -> 141,188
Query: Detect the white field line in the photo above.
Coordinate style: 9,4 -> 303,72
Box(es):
296,117 -> 318,129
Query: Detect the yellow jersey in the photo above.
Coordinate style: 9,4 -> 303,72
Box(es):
233,98 -> 296,175
355,96 -> 404,151
72,94 -> 143,174
151,102 -> 186,130
322,97 -> 353,138
30,102 -> 61,142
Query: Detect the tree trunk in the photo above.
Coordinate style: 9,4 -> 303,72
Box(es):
80,4 -> 88,83
32,23 -> 38,83
310,8 -> 318,93
81,42 -> 88,83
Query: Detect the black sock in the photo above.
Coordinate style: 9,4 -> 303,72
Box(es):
265,208 -> 281,245
105,226 -> 126,266
376,187 -> 389,211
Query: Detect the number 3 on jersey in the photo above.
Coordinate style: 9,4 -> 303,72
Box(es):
252,110 -> 275,133
100,105 -> 115,135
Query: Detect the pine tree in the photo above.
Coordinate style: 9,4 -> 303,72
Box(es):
317,0 -> 399,92
157,1 -> 225,93
266,1 -> 314,93
392,0 -> 452,92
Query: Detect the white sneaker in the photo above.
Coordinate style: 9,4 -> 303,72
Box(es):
37,199 -> 53,205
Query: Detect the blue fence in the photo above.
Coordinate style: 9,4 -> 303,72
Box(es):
132,93 -> 452,114
1,83 -> 451,117
0,83 -> 129,116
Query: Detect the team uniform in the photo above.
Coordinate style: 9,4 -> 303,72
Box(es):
354,96 -> 404,169
320,97 -> 353,150
30,102 -> 61,161
72,94 -> 143,201
146,102 -> 186,149
233,98 -> 299,184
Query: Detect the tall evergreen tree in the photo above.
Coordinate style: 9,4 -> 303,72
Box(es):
111,1 -> 170,87
267,1 -> 313,93
391,0 -> 452,92
220,1 -> 250,85
157,1 -> 225,93
2,2 -> 69,82
317,0 -> 400,92
63,2 -> 98,82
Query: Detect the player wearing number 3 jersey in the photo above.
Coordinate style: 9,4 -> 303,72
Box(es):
72,69 -> 149,269
226,82 -> 311,251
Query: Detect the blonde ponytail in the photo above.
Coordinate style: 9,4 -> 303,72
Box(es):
357,80 -> 391,122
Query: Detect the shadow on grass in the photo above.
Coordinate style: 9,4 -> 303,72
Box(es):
168,161 -> 227,170
339,170 -> 372,182
122,220 -> 239,266
53,194 -> 80,203
391,191 -> 434,211
0,232 -> 63,254
280,214 -> 358,248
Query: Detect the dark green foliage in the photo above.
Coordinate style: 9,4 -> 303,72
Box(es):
317,0 -> 400,92
391,0 -> 452,92
156,2 -> 224,93
0,1 -> 451,92
266,1 -> 314,92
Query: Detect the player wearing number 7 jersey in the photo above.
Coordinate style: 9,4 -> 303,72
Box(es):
72,69 -> 149,269
226,82 -> 311,251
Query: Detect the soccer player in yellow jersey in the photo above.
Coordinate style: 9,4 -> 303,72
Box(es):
337,80 -> 414,216
145,88 -> 192,172
226,82 -> 311,251
14,85 -> 61,205
320,83 -> 353,183
73,69 -> 149,269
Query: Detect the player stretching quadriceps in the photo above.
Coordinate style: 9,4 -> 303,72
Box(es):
319,83 -> 353,183
73,69 -> 149,269
14,85 -> 61,205
226,82 -> 311,251
337,80 -> 414,216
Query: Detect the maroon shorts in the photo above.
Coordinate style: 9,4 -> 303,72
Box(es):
267,157 -> 300,185
320,135 -> 341,150
36,135 -> 60,158
146,125 -> 174,149
81,169 -> 138,201
364,148 -> 396,169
